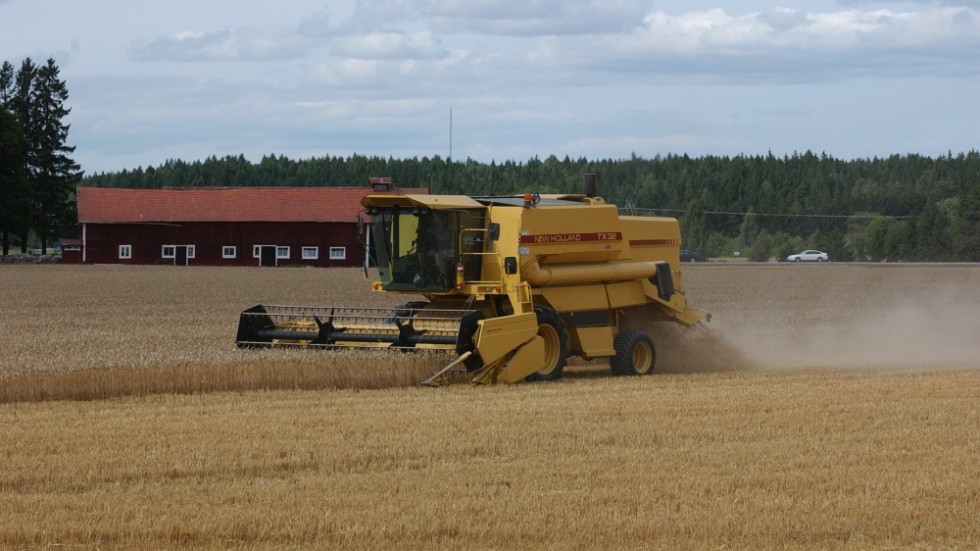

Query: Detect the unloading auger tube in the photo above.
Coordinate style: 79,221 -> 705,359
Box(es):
235,176 -> 709,385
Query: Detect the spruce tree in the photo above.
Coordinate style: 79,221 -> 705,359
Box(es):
0,107 -> 29,256
0,61 -> 31,254
28,59 -> 82,252
954,181 -> 980,261
4,59 -> 35,252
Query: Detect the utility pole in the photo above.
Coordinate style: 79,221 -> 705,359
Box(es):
449,106 -> 453,160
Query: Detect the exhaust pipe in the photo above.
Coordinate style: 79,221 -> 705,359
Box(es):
583,173 -> 596,197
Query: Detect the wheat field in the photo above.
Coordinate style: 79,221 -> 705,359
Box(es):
1,263 -> 979,550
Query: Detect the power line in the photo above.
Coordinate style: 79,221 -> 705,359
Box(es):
625,207 -> 919,220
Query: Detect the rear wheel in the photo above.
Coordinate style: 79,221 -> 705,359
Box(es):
526,306 -> 569,381
611,331 -> 656,376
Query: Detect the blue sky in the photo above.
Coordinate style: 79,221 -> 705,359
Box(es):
2,0 -> 978,174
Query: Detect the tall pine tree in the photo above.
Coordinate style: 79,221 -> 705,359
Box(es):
0,59 -> 36,253
1,58 -> 81,254
0,107 -> 29,256
27,59 -> 82,252
954,181 -> 980,261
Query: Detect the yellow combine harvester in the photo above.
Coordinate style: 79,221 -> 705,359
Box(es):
236,175 -> 708,384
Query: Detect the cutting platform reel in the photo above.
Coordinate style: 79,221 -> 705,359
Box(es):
236,303 -> 482,354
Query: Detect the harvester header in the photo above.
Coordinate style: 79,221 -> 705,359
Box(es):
237,175 -> 707,384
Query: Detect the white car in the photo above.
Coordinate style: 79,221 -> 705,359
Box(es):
787,250 -> 829,262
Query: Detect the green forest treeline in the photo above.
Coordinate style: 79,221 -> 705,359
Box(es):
83,150 -> 980,262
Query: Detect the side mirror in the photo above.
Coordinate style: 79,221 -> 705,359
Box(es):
487,223 -> 500,242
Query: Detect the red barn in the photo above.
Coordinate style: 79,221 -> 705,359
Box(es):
68,181 -> 426,267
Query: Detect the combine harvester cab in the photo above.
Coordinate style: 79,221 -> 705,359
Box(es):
236,175 -> 708,384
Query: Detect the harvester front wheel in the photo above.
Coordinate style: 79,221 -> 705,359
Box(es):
611,331 -> 656,376
526,307 -> 570,382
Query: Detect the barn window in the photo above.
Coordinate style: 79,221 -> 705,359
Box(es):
302,247 -> 319,260
223,246 -> 236,259
329,247 -> 346,260
119,245 -> 132,259
186,246 -> 196,259
276,246 -> 290,259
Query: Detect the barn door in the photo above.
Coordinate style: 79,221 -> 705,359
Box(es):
174,246 -> 188,266
259,245 -> 277,267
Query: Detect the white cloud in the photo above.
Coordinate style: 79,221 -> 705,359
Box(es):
292,97 -> 434,118
4,0 -> 979,172
307,58 -> 387,88
423,0 -> 651,35
569,6 -> 980,81
839,0 -> 980,6
132,27 -> 311,62
630,6 -> 980,53
331,31 -> 449,60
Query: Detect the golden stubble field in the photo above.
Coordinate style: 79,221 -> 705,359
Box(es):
2,263 -> 979,550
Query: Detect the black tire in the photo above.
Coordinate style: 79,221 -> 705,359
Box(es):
794,257 -> 802,262
611,331 -> 656,376
526,306 -> 570,382
817,257 -> 825,262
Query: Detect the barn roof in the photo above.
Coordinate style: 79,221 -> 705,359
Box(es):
76,186 -> 428,224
